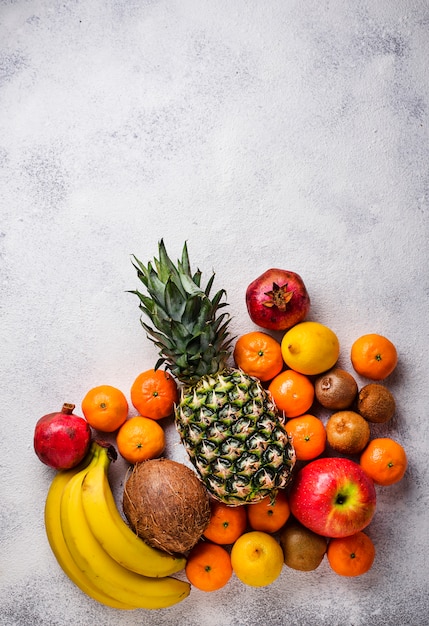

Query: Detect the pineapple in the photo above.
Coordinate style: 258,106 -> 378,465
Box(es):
130,241 -> 296,505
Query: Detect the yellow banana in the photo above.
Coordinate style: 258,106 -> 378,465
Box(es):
44,445 -> 135,610
60,449 -> 191,610
81,445 -> 186,577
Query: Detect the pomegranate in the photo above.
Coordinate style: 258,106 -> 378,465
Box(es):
34,403 -> 92,470
246,268 -> 310,331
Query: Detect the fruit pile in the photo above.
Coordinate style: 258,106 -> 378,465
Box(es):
43,440 -> 189,609
34,241 -> 408,608
183,324 -> 406,589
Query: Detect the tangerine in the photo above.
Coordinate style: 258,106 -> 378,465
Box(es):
81,385 -> 128,432
233,331 -> 283,382
285,414 -> 326,461
247,489 -> 290,533
185,541 -> 233,592
327,531 -> 375,577
360,437 -> 407,486
350,333 -> 398,380
203,500 -> 247,545
130,369 -> 179,420
116,415 -> 166,464
268,369 -> 314,417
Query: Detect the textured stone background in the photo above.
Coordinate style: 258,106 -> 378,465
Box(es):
1,1 -> 428,625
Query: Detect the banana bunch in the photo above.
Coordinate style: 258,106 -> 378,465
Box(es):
44,441 -> 190,610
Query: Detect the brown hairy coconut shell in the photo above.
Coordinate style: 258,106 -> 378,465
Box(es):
122,458 -> 211,555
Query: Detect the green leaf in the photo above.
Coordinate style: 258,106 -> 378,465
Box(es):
181,296 -> 202,329
178,272 -> 205,296
164,279 -> 186,320
204,273 -> 215,296
178,241 -> 191,275
211,287 -> 227,310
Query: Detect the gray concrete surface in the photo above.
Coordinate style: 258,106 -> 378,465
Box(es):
1,1 -> 428,625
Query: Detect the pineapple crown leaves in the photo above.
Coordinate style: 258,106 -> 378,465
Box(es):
130,240 -> 234,385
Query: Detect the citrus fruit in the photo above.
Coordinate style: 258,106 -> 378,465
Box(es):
360,437 -> 407,486
279,521 -> 327,571
81,385 -> 128,432
350,333 -> 397,380
268,370 -> 314,418
326,411 -> 370,455
231,531 -> 284,587
285,414 -> 326,461
314,368 -> 358,410
116,415 -> 166,463
281,321 -> 340,376
247,490 -> 290,533
327,531 -> 375,577
357,383 -> 396,424
203,500 -> 247,545
185,541 -> 233,592
130,369 -> 178,420
233,331 -> 283,381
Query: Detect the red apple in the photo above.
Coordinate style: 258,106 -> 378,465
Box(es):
288,457 -> 376,538
34,403 -> 91,470
246,268 -> 310,331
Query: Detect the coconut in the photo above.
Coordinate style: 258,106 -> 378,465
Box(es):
122,458 -> 211,555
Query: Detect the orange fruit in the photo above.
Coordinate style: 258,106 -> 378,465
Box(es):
360,437 -> 407,486
268,369 -> 314,417
185,541 -> 233,592
203,500 -> 248,545
350,333 -> 398,380
116,415 -> 166,464
327,531 -> 375,577
247,489 -> 290,533
81,385 -> 128,432
285,414 -> 327,461
130,369 -> 179,420
233,331 -> 283,382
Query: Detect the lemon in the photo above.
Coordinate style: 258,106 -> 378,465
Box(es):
281,321 -> 340,376
230,531 -> 284,587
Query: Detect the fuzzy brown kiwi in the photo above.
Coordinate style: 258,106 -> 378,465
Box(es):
280,520 -> 327,571
357,383 -> 396,423
314,368 -> 358,410
326,410 -> 370,455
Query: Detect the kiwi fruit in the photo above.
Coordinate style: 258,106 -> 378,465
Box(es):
280,520 -> 327,571
357,383 -> 396,423
326,410 -> 370,455
314,368 -> 358,410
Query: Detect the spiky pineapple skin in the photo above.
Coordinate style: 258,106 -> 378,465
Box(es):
131,241 -> 296,505
176,368 -> 296,505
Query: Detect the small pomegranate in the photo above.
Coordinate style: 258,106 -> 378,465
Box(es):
34,403 -> 92,470
246,269 -> 310,331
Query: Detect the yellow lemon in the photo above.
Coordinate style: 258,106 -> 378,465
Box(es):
281,321 -> 340,376
230,531 -> 283,587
